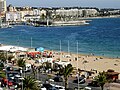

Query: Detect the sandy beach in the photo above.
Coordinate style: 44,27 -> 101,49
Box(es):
51,50 -> 120,74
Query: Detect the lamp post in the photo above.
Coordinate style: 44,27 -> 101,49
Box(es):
5,51 -> 9,90
21,77 -> 24,90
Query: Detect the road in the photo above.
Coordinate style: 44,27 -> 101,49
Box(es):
25,71 -> 101,90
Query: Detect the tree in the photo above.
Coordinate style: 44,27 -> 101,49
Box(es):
44,62 -> 51,70
23,76 -> 39,90
8,55 -> 14,61
95,71 -> 107,90
0,71 -> 6,78
0,52 -> 7,62
17,58 -> 26,68
41,14 -> 46,20
61,64 -> 73,90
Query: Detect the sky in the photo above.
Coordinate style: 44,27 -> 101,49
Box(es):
6,0 -> 120,9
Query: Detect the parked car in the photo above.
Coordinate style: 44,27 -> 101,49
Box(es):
2,78 -> 13,87
73,77 -> 85,84
7,71 -> 20,79
84,87 -> 91,90
53,76 -> 63,82
87,80 -> 99,87
6,67 -> 13,71
74,87 -> 84,90
41,86 -> 47,90
51,84 -> 65,90
35,80 -> 42,87
42,83 -> 54,90
0,87 -> 3,90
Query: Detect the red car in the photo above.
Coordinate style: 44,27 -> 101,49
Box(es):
3,78 -> 13,86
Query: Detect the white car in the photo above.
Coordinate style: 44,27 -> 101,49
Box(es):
0,87 -> 3,90
51,84 -> 65,90
49,79 -> 54,82
85,87 -> 91,90
41,87 -> 47,90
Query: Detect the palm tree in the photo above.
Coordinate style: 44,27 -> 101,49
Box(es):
62,64 -> 73,90
44,61 -> 52,70
23,76 -> 39,90
95,71 -> 107,90
17,58 -> 26,68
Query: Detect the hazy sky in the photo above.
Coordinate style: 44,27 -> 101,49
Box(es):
7,0 -> 120,8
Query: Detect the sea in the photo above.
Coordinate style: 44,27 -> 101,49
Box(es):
0,18 -> 120,58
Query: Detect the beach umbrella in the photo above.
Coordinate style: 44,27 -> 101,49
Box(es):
36,47 -> 44,53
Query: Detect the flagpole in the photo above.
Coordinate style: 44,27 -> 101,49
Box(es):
77,41 -> 79,90
68,40 -> 69,61
60,40 -> 61,61
68,40 -> 69,54
31,37 -> 32,48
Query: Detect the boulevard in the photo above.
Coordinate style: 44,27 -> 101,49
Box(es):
25,70 -> 101,90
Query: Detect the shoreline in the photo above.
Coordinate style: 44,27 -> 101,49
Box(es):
79,15 -> 120,20
0,43 -> 119,59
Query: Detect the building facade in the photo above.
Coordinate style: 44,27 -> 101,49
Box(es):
6,11 -> 22,23
55,8 -> 98,18
0,0 -> 6,13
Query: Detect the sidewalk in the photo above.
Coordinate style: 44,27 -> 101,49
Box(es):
104,83 -> 120,90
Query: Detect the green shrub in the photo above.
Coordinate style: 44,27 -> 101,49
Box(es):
0,71 -> 6,78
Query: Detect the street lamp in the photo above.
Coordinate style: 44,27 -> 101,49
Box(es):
20,77 -> 24,90
5,51 -> 9,90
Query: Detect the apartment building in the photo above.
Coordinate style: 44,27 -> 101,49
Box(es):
0,0 -> 6,12
6,11 -> 22,22
55,8 -> 98,17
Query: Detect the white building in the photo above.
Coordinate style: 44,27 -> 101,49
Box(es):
20,10 -> 34,19
40,9 -> 47,16
55,9 -> 78,17
23,15 -> 40,21
7,4 -> 17,12
0,0 -> 6,12
82,9 -> 98,17
55,8 -> 98,17
33,9 -> 40,15
6,11 -> 22,22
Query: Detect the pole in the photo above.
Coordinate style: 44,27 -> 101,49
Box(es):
37,68 -> 38,80
17,36 -> 20,51
6,51 -> 9,90
5,67 -> 9,90
31,37 -> 32,48
60,40 -> 61,61
22,80 -> 23,90
68,40 -> 69,61
18,36 -> 19,46
77,41 -> 79,90
21,77 -> 24,90
68,40 -> 69,54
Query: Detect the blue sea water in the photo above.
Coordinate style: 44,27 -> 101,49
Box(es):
0,18 -> 120,58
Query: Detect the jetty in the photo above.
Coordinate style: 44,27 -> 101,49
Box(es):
28,20 -> 90,27
52,20 -> 89,26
